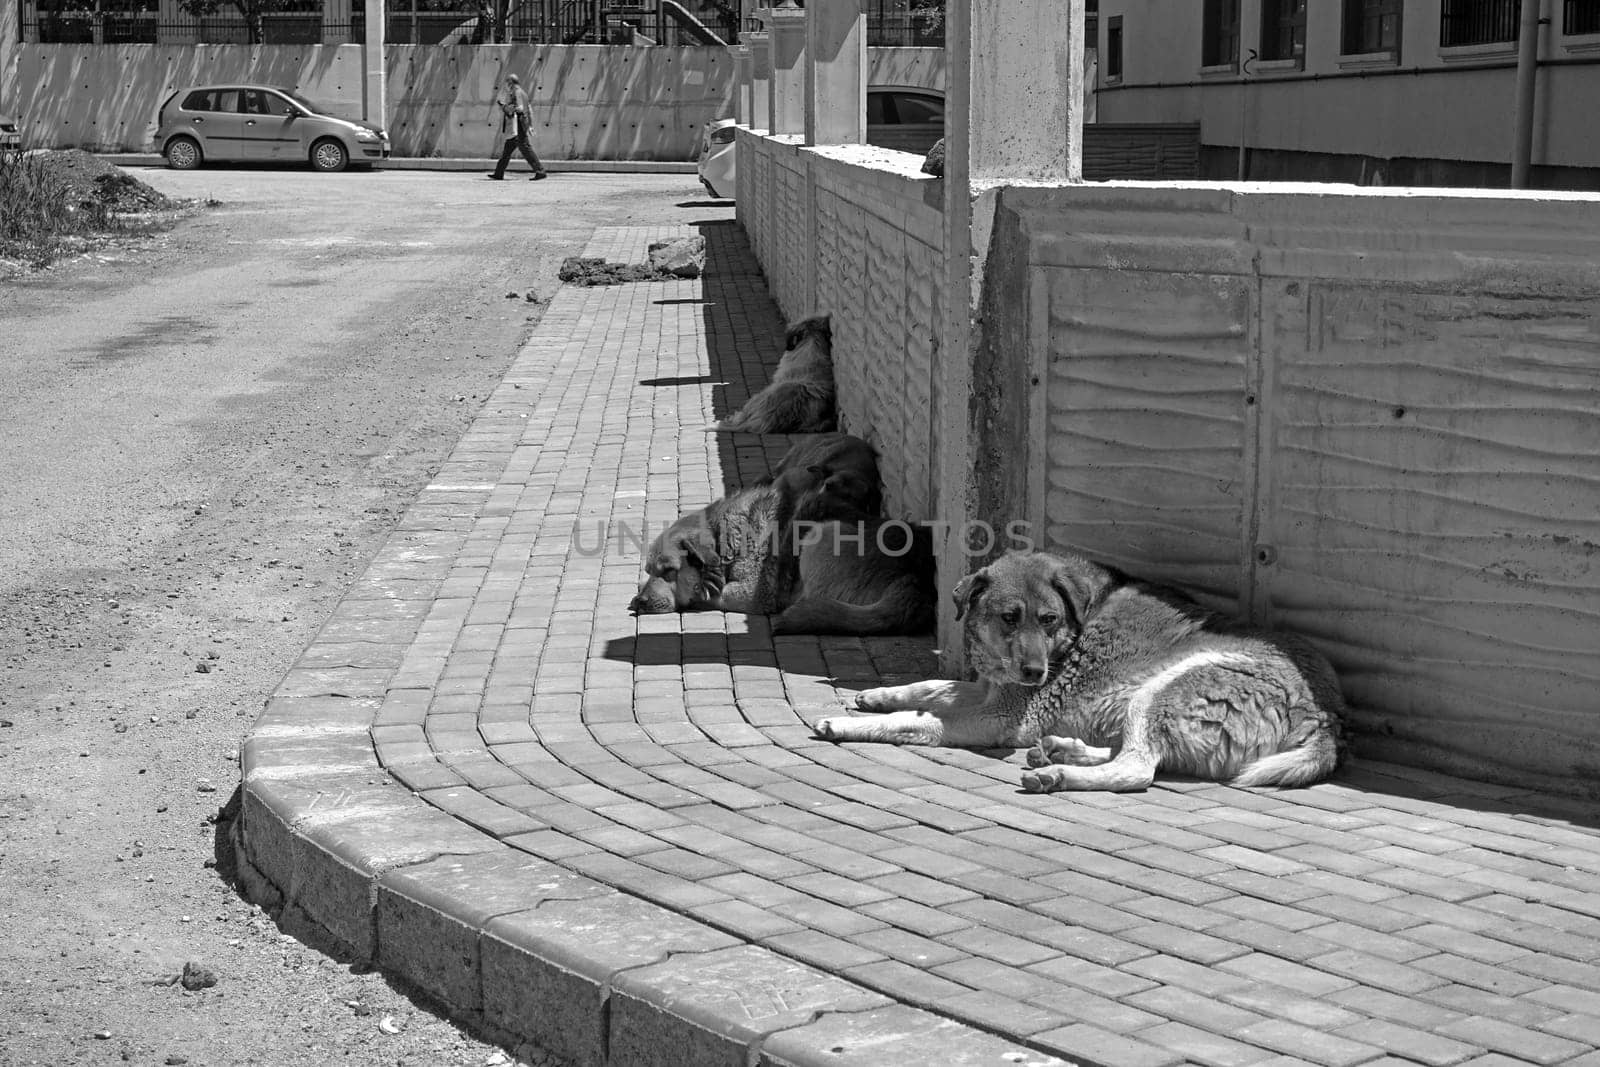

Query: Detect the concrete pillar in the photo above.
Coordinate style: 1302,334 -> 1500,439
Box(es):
746,29 -> 770,132
324,0 -> 352,44
765,2 -> 804,136
363,0 -> 386,128
730,43 -> 752,126
933,0 -> 1085,668
970,0 -> 1083,182
804,0 -> 865,146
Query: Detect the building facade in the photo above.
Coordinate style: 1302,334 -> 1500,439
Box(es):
1095,0 -> 1600,187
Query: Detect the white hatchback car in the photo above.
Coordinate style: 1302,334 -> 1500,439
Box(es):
154,84 -> 390,172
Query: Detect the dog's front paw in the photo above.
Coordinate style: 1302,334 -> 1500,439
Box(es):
854,688 -> 895,713
1021,766 -> 1066,794
814,717 -> 845,741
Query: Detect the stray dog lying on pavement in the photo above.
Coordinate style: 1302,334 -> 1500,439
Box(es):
716,315 -> 837,435
628,434 -> 934,635
816,550 -> 1346,792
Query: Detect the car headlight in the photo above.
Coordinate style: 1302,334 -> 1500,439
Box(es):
355,128 -> 381,140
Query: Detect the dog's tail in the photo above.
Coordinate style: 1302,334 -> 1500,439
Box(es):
1230,728 -> 1340,788
773,581 -> 934,636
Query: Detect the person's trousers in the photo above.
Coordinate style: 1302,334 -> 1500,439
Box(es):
493,116 -> 544,177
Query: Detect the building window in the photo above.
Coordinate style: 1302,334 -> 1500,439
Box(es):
1343,0 -> 1401,52
1566,0 -> 1600,34
1440,0 -> 1518,46
1106,15 -> 1123,81
1202,0 -> 1240,67
1261,0 -> 1307,60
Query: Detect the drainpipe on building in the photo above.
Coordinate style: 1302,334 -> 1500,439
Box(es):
1510,0 -> 1542,189
1236,49 -> 1256,182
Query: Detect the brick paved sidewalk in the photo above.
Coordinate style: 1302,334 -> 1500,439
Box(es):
240,221 -> 1600,1067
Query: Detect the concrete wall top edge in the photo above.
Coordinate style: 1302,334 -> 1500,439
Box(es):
1002,181 -> 1600,230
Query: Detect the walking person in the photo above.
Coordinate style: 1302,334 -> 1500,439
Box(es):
488,73 -> 548,181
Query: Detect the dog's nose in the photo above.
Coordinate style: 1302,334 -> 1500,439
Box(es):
1019,664 -> 1046,685
628,594 -> 647,614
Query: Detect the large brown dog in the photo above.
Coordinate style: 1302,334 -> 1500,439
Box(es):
716,315 -> 837,435
629,434 -> 934,635
815,550 -> 1346,792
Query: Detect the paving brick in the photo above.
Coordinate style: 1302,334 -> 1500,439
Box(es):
1219,953 -> 1357,996
1234,1019 -> 1386,1067
1412,951 -> 1552,996
1025,985 -> 1167,1034
1222,985 -> 1364,1029
1123,954 -> 1256,996
1435,1015 -> 1588,1064
1137,1021 -> 1280,1067
1308,949 -> 1450,994
1032,1022 -> 1187,1067
609,945 -> 890,1067
758,1005 -> 1072,1067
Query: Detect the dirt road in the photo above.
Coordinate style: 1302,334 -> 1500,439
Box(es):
0,166 -> 733,1066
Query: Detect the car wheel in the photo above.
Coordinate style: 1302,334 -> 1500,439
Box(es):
164,136 -> 202,170
310,138 -> 349,173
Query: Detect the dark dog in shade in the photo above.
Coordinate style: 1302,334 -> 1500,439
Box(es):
716,315 -> 837,435
817,550 -> 1346,791
628,434 -> 934,635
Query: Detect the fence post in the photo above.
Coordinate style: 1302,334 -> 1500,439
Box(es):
745,29 -> 770,132
804,0 -> 864,146
935,0 -> 1084,668
363,0 -> 387,128
764,2 -> 804,136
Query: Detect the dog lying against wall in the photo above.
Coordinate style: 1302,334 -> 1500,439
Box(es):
716,315 -> 837,435
815,550 -> 1346,792
628,434 -> 934,635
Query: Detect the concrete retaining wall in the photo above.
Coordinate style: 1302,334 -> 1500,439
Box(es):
1,43 -> 945,159
737,134 -> 943,525
741,133 -> 1600,798
5,42 -> 737,158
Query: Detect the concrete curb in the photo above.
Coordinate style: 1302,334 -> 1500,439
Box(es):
102,152 -> 697,174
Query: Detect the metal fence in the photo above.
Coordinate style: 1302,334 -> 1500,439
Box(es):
22,0 -> 945,45
1439,0 -> 1517,46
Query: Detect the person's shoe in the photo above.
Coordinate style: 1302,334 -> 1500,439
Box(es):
486,172 -> 504,180
531,171 -> 548,180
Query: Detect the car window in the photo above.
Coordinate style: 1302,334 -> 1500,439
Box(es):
213,89 -> 243,114
181,89 -> 212,112
244,89 -> 285,116
866,93 -> 891,125
892,94 -> 944,124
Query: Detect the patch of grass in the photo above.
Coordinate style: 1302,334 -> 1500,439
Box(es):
0,150 -> 123,268
0,149 -> 185,272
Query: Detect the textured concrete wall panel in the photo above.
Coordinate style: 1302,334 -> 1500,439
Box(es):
1259,279 -> 1600,791
1041,266 -> 1254,613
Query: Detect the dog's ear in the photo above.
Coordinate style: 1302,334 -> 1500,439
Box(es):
677,527 -> 717,570
952,568 -> 991,621
1047,557 -> 1110,632
676,528 -> 725,599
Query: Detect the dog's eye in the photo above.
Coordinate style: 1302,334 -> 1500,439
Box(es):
1001,609 -> 1021,627
661,567 -> 678,580
1039,613 -> 1060,629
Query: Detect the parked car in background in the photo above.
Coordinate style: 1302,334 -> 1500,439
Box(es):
154,85 -> 389,172
696,87 -> 947,201
696,117 -> 738,198
0,113 -> 20,153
